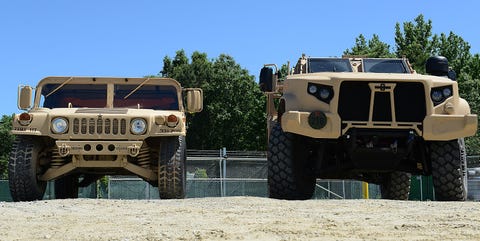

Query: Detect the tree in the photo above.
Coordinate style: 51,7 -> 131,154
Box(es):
432,32 -> 471,76
160,50 -> 267,150
344,34 -> 395,58
0,115 -> 14,179
394,14 -> 435,73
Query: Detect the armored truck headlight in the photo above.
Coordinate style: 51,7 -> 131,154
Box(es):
51,117 -> 68,134
431,85 -> 453,106
308,85 -> 318,94
431,90 -> 443,102
131,118 -> 147,135
319,88 -> 331,100
307,83 -> 334,104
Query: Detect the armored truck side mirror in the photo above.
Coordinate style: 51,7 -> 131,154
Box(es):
18,85 -> 33,110
185,88 -> 203,113
259,67 -> 274,92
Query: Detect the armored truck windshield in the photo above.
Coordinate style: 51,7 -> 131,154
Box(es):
363,59 -> 411,73
41,83 -> 179,110
308,58 -> 352,73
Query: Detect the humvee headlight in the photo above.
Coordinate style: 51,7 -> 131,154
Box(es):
131,118 -> 147,135
308,85 -> 317,94
51,117 -> 68,134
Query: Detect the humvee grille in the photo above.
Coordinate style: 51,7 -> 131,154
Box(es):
72,118 -> 128,135
338,81 -> 426,123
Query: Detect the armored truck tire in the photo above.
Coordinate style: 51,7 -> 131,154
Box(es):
158,136 -> 187,199
429,138 -> 467,201
268,122 -> 316,200
8,136 -> 47,201
54,175 -> 79,199
380,171 -> 411,200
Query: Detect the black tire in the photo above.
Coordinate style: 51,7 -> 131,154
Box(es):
158,136 -> 186,199
268,123 -> 316,200
8,136 -> 46,202
54,175 -> 79,199
429,138 -> 467,201
380,171 -> 411,200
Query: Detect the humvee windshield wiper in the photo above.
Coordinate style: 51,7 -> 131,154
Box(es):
45,77 -> 74,97
123,78 -> 151,99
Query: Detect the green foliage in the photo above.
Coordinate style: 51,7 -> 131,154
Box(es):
394,14 -> 435,73
161,50 -> 267,150
194,168 -> 208,178
343,34 -> 395,58
0,115 -> 14,179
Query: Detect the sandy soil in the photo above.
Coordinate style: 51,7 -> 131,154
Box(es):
0,197 -> 479,241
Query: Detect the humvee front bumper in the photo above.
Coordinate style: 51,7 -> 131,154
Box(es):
281,111 -> 477,141
56,140 -> 143,157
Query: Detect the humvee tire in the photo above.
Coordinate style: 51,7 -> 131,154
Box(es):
380,171 -> 411,200
430,139 -> 467,201
158,136 -> 186,199
8,136 -> 46,201
54,175 -> 79,199
268,123 -> 316,200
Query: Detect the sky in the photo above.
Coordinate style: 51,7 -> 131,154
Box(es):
1,1 -> 479,116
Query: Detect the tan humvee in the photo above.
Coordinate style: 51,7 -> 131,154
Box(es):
9,76 -> 203,201
260,55 -> 477,201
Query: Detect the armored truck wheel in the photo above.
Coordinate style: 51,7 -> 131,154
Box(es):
429,139 -> 467,201
268,123 -> 316,200
54,175 -> 79,199
380,171 -> 411,200
158,136 -> 186,199
8,136 -> 46,201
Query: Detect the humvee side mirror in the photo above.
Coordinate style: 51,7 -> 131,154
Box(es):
185,88 -> 203,113
18,85 -> 33,110
259,67 -> 274,92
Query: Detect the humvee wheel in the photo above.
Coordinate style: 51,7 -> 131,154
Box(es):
429,139 -> 467,201
8,136 -> 46,201
268,123 -> 316,200
158,136 -> 186,199
55,175 -> 79,199
380,171 -> 411,200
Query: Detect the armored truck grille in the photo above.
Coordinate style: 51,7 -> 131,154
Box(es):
72,118 -> 127,135
338,81 -> 426,123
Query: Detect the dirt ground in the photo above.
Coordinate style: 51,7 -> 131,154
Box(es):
0,197 -> 479,241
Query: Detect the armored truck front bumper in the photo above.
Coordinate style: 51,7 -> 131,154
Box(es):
281,111 -> 477,141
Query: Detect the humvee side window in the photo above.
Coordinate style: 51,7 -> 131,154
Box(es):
308,58 -> 353,73
42,84 -> 107,108
114,85 -> 179,110
363,59 -> 410,73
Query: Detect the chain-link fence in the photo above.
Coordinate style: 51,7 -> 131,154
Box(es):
1,151 -> 479,201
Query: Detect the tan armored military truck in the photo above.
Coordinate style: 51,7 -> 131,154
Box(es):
9,76 -> 203,201
259,55 -> 477,201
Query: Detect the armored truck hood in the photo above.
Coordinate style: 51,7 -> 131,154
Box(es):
287,72 -> 454,85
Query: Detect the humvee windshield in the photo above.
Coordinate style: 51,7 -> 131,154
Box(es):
308,58 -> 353,73
363,59 -> 410,73
41,84 -> 179,110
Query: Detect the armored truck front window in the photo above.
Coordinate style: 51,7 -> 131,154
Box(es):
41,84 -> 107,108
363,59 -> 410,73
308,58 -> 353,73
114,85 -> 179,110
